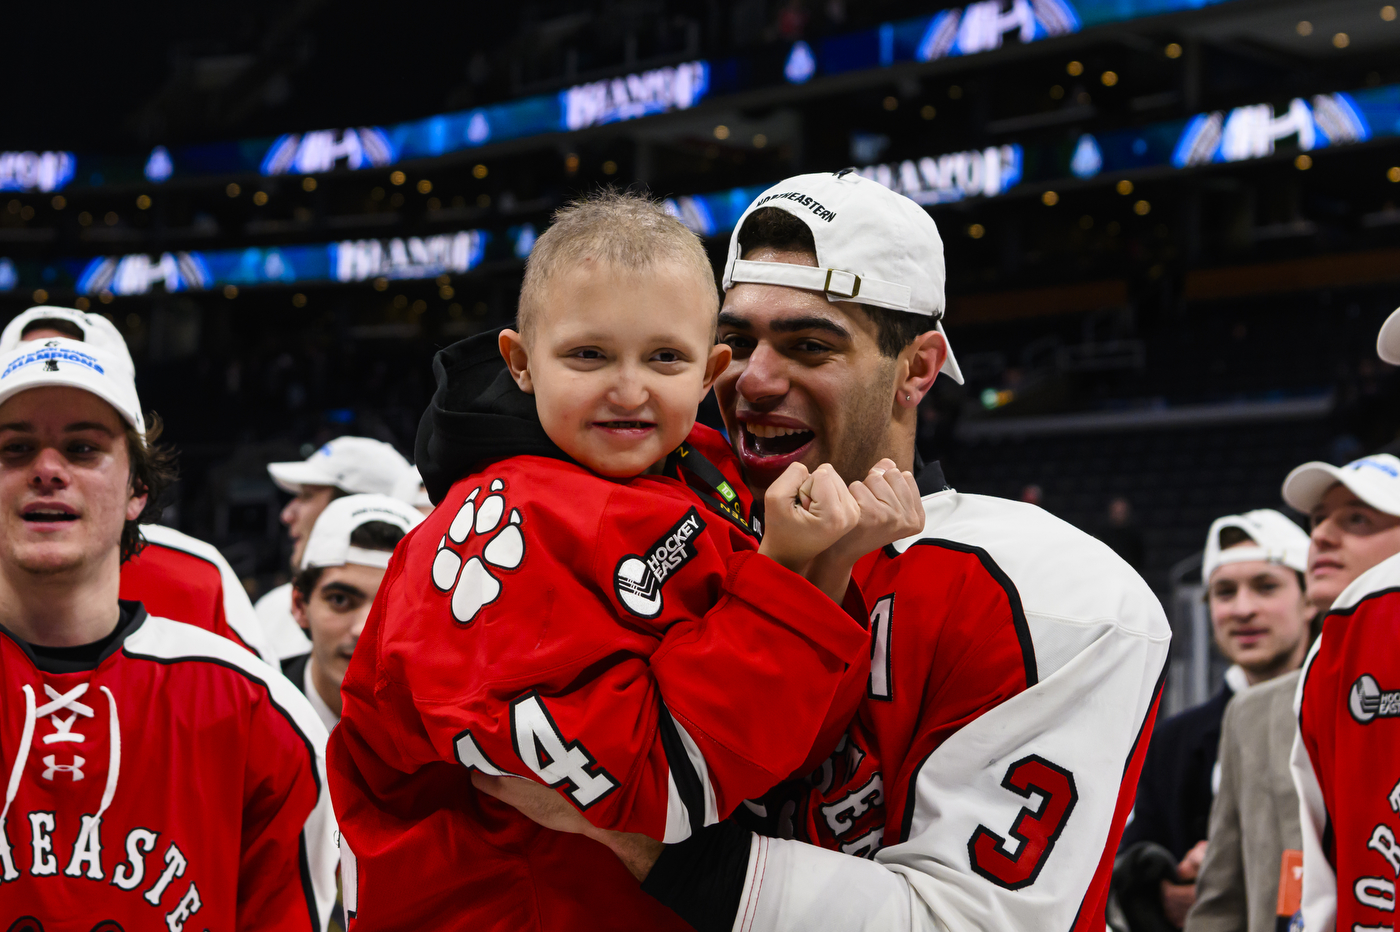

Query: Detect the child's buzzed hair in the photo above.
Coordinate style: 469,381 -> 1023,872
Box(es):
517,189 -> 718,340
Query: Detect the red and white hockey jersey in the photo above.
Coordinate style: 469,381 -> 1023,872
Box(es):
328,428 -> 872,931
120,523 -> 271,662
0,603 -> 337,931
1292,550 -> 1400,932
651,484 -> 1172,932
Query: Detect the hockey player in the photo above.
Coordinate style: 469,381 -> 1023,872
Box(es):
1288,315 -> 1400,932
0,336 -> 336,929
475,171 -> 1172,932
1120,510 -> 1312,929
3,305 -> 271,661
257,436 -> 413,659
283,493 -> 423,733
327,191 -> 926,930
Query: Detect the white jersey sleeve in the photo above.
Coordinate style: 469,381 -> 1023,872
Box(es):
137,523 -> 273,663
1289,638 -> 1336,932
731,620 -> 1166,932
254,581 -> 313,660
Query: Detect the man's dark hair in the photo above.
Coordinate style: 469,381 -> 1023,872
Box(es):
1212,525 -> 1308,602
123,413 -> 179,563
291,521 -> 406,599
736,206 -> 931,358
21,318 -> 85,341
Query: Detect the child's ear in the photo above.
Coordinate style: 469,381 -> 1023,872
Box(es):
499,329 -> 535,394
702,342 -> 732,393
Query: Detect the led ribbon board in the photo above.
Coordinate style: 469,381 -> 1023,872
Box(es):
12,78 -> 1399,295
67,230 -> 489,297
31,0 -> 1256,189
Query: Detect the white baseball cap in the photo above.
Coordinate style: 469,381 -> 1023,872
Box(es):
1202,509 -> 1310,582
1282,453 -> 1400,517
1,306 -> 133,372
0,338 -> 144,433
268,436 -> 412,496
722,170 -> 963,383
299,493 -> 423,570
1377,307 -> 1400,365
391,466 -> 432,509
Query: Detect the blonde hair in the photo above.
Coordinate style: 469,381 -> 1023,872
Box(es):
517,189 -> 718,340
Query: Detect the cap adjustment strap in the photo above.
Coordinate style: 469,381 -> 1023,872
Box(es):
728,259 -> 927,317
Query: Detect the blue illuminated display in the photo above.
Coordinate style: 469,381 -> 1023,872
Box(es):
10,71 -> 1396,299
16,0 -> 1252,190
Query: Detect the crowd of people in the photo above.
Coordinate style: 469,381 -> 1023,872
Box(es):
0,170 -> 1393,932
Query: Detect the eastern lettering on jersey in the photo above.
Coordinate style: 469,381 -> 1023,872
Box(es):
1349,673 -> 1400,723
432,478 -> 526,625
614,508 -> 704,619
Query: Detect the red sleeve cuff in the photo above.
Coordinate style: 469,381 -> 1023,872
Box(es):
724,550 -> 870,665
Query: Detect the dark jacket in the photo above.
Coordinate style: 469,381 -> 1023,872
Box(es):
1119,684 -> 1235,861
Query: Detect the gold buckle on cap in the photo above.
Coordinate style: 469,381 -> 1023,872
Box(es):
823,269 -> 861,299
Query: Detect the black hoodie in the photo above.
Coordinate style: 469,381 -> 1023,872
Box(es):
414,329 -> 574,506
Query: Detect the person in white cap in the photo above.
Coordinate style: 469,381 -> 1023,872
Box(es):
1118,510 -> 1312,930
2,306 -> 271,661
470,170 -> 1171,932
0,305 -> 134,370
390,465 -> 433,516
256,435 -> 412,659
1290,309 -> 1400,932
0,337 -> 335,927
283,494 -> 422,734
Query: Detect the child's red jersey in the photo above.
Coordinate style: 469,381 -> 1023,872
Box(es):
328,425 -> 871,931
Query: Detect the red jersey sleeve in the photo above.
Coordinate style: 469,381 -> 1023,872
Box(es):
237,677 -> 337,930
337,458 -> 869,846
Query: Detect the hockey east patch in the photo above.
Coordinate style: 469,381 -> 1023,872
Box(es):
613,508 -> 704,618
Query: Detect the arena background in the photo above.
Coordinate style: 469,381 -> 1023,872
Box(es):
4,0 -> 1398,716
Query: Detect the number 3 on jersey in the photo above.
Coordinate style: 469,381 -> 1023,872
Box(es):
968,755 -> 1078,889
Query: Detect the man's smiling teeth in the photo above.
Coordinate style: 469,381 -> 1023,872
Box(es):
747,424 -> 810,438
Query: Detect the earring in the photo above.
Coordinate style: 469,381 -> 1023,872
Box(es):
905,394 -> 911,401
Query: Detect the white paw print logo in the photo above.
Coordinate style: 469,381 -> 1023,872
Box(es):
431,478 -> 525,624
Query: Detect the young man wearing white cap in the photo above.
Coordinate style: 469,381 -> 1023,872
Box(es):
256,436 -> 412,659
470,171 -> 1171,932
1116,510 -> 1311,930
284,494 -> 422,733
0,337 -> 335,928
1288,316 -> 1400,932
3,306 -> 271,661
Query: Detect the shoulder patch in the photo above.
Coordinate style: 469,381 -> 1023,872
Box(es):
614,507 -> 704,618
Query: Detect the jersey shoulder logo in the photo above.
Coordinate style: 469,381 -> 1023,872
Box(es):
1349,673 -> 1400,723
613,507 -> 704,618
431,478 -> 525,624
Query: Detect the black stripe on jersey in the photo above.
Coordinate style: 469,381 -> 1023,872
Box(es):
890,538 -> 1038,688
137,540 -> 260,654
1317,584 -> 1400,619
1065,654 -> 1169,932
298,833 -> 322,932
0,602 -> 150,674
657,704 -> 707,839
120,651 -> 323,794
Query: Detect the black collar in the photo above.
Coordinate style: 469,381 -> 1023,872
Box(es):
0,601 -> 149,674
913,449 -> 950,497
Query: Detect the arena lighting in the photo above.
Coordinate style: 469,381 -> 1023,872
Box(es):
261,127 -> 396,176
66,230 -> 490,296
18,76 -> 1400,297
0,151 -> 75,193
563,60 -> 709,130
23,2 -> 1251,189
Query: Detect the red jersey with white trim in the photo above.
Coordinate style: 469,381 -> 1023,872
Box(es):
725,488 -> 1171,932
120,524 -> 271,662
1292,550 -> 1400,932
328,426 -> 872,931
0,605 -> 337,931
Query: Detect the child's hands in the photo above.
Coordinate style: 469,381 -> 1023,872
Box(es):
758,462 -> 861,576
